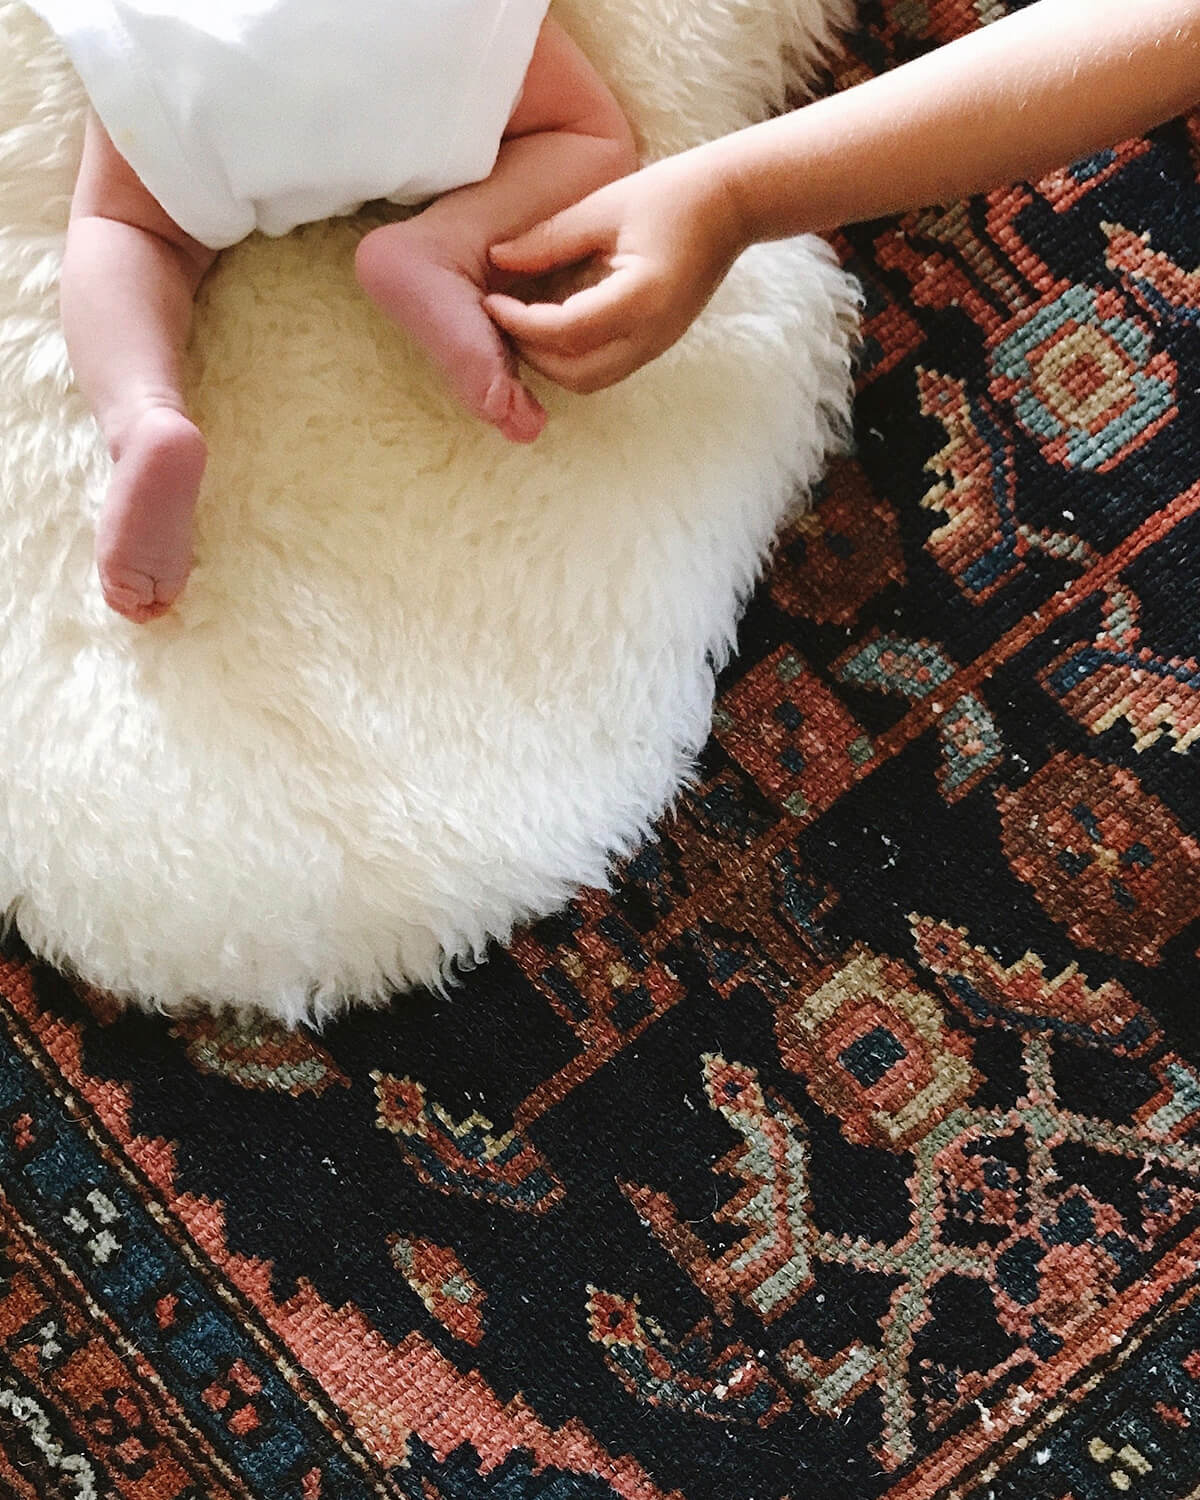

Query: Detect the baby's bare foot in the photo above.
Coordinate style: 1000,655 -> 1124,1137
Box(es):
355,222 -> 546,443
95,407 -> 206,623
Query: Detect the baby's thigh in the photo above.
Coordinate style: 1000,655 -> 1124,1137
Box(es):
72,112 -> 213,269
504,16 -> 628,140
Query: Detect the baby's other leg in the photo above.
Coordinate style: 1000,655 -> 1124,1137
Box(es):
62,113 -> 215,621
355,18 -> 635,442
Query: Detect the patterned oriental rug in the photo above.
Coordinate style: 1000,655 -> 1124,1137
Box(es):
2,1 -> 1199,1496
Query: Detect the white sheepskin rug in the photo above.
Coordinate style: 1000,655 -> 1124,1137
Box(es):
0,0 -> 859,1022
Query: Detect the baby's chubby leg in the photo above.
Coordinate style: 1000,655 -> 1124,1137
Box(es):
354,18 -> 635,442
61,114 -> 215,622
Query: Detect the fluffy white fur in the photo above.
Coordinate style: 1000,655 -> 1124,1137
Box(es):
0,0 -> 859,1022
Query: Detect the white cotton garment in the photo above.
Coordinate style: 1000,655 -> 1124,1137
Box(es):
27,0 -> 551,247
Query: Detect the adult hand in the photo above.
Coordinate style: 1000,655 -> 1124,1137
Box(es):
485,153 -> 748,394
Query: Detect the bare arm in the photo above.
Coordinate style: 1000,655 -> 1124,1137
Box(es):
715,0 -> 1200,240
487,0 -> 1200,392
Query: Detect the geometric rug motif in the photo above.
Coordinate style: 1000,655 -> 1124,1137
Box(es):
2,1 -> 1200,1496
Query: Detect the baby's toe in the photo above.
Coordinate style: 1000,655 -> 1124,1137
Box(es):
100,565 -> 180,623
483,374 -> 546,444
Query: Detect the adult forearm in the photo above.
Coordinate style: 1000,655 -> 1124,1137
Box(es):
706,0 -> 1200,243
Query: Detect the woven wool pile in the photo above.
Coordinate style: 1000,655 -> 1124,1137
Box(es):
0,0 -> 858,1020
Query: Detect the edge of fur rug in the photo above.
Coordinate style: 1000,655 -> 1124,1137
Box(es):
0,0 -> 860,1022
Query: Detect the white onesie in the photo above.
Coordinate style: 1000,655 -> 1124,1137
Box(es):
29,0 -> 551,248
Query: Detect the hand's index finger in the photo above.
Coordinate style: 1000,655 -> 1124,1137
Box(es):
489,208 -> 605,276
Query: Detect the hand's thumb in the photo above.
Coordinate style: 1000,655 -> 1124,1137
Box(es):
490,209 -> 599,276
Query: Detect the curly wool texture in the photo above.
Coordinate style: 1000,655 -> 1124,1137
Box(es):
0,0 -> 859,1022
